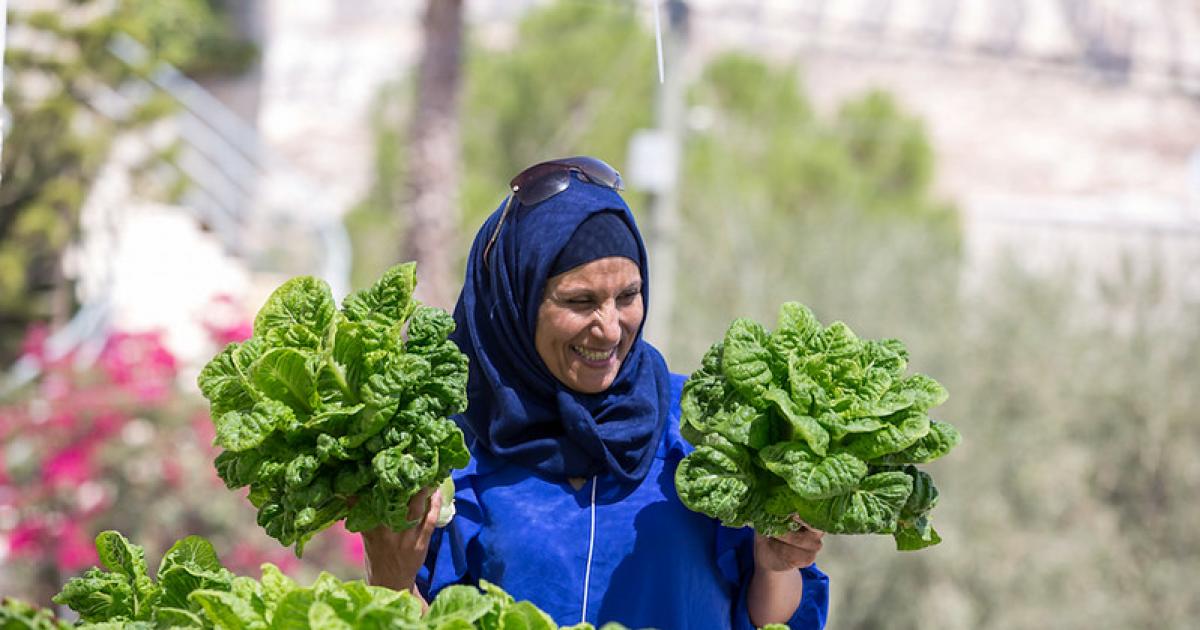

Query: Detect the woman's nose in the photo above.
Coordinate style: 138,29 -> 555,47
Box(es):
593,302 -> 622,343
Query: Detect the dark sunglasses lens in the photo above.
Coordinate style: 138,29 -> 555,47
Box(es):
563,157 -> 622,190
514,170 -> 571,205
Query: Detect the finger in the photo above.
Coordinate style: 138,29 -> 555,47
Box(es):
413,489 -> 443,551
426,488 -> 444,526
772,529 -> 824,553
791,515 -> 824,535
406,487 -> 435,521
765,536 -> 820,568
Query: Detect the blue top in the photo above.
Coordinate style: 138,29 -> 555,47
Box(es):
418,374 -> 830,629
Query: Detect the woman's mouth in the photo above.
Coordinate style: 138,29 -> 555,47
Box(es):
571,344 -> 617,366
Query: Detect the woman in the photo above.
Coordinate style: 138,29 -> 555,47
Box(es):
362,157 -> 829,629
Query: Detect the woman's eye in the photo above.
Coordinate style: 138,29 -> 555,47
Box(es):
617,291 -> 638,303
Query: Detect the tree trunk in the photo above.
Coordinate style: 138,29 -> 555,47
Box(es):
402,0 -> 464,310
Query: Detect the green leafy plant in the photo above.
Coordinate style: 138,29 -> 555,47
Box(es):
0,597 -> 71,629
51,531 -> 634,629
675,302 -> 960,550
196,262 -> 470,555
52,531 -> 234,626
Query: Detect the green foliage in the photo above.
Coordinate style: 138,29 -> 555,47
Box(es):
347,0 -> 656,291
685,53 -> 956,228
0,0 -> 255,359
461,0 -> 655,230
675,303 -> 958,549
51,531 -> 636,629
343,80 -> 413,291
0,598 -> 72,629
196,263 -> 470,555
52,531 -> 235,626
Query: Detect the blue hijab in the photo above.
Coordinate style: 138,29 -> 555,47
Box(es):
450,175 -> 671,484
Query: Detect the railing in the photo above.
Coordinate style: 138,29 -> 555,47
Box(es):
1,33 -> 351,397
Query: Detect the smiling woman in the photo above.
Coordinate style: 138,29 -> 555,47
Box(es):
360,156 -> 830,629
536,214 -> 645,394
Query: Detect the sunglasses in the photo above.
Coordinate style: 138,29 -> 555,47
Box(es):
481,156 -> 624,269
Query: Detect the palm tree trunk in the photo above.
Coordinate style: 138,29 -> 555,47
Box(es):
401,0 -> 464,310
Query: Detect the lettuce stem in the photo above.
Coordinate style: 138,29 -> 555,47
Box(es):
324,355 -> 359,404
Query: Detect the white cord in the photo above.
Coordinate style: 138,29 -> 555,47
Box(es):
653,0 -> 665,83
580,475 -> 598,624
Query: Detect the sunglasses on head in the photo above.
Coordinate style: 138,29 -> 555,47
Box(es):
482,156 -> 624,269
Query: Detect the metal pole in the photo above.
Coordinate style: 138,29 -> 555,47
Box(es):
644,0 -> 688,353
1,0 -> 8,181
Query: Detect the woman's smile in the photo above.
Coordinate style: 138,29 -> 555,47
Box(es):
536,256 -> 643,393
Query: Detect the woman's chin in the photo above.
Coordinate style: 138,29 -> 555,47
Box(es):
564,362 -> 621,394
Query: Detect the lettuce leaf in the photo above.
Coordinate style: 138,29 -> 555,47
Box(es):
54,530 -> 641,629
196,263 -> 471,555
675,302 -> 959,549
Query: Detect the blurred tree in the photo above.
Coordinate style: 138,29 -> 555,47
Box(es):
673,52 -> 959,366
459,0 -> 655,232
346,0 -> 655,290
402,0 -> 464,310
0,0 -> 255,362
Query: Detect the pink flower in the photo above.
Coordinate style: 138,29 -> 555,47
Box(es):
98,331 -> 178,403
19,325 -> 51,364
91,411 -> 126,439
226,541 -> 300,575
162,458 -> 183,489
334,522 -> 365,565
55,521 -> 98,573
208,321 -> 254,346
42,446 -> 94,487
7,519 -> 47,556
202,296 -> 254,345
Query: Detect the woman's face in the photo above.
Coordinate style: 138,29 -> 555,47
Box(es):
535,256 -> 644,394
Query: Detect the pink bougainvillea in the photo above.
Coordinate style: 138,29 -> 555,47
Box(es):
55,520 -> 99,573
41,445 -> 94,487
97,331 -> 178,403
2,313 -> 368,603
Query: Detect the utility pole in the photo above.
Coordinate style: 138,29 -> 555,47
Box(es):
1,0 -> 8,182
630,0 -> 688,354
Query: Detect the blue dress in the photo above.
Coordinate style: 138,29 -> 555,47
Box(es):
417,374 -> 830,629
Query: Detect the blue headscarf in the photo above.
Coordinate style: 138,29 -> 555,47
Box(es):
450,174 -> 671,484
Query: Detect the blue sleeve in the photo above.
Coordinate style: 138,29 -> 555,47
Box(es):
415,465 -> 483,599
717,527 -> 830,630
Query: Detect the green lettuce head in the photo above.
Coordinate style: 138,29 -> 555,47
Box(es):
197,262 -> 470,555
675,302 -> 959,550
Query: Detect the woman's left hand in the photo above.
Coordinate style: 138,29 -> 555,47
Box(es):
746,520 -> 825,626
753,520 -> 825,573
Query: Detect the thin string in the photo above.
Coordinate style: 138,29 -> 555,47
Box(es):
653,0 -> 665,84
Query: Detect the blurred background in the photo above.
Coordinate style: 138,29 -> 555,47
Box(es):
2,0 -> 1198,628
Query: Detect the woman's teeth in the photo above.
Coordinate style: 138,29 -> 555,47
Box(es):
572,345 -> 615,362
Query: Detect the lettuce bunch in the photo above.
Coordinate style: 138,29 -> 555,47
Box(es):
53,531 -> 632,630
675,302 -> 960,550
197,263 -> 469,555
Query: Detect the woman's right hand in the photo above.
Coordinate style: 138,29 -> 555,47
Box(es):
360,486 -> 443,594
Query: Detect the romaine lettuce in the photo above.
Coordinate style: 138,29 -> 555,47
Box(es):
196,263 -> 470,555
53,531 -> 635,629
674,302 -> 960,550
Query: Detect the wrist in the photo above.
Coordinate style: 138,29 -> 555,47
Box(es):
361,531 -> 417,591
747,566 -> 805,627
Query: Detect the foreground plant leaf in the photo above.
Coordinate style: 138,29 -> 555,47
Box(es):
54,532 -> 638,629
